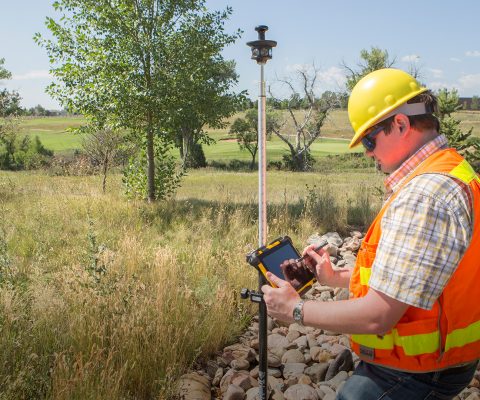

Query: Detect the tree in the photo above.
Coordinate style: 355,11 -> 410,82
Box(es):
0,58 -> 11,81
36,0 -> 240,202
269,65 -> 337,171
229,108 -> 280,169
437,88 -> 480,171
343,47 -> 396,92
81,126 -> 126,193
0,59 -> 22,118
169,56 -> 243,169
471,96 -> 479,111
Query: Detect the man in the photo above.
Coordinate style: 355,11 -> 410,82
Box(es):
261,68 -> 480,399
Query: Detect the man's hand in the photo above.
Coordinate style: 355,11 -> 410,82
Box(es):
261,272 -> 301,323
280,258 -> 312,290
302,244 -> 335,286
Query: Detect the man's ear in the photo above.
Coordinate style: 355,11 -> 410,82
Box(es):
394,114 -> 410,135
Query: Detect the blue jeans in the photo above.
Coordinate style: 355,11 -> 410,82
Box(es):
337,361 -> 478,400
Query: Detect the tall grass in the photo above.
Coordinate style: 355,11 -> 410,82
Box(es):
0,169 -> 382,399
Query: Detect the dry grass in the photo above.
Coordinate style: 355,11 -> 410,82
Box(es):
0,168 -> 383,399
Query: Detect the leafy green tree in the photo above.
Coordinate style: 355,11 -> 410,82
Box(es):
437,88 -> 480,171
343,47 -> 396,91
0,58 -> 11,81
471,95 -> 479,111
36,0 -> 240,202
229,108 -> 280,169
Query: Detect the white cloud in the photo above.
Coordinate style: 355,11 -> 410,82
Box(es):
428,68 -> 444,79
316,66 -> 347,88
401,54 -> 420,63
458,74 -> 480,90
428,81 -> 456,91
466,50 -> 480,57
11,70 -> 51,81
282,64 -> 346,92
450,57 -> 461,62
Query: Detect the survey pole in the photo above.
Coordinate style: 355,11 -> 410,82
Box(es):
247,25 -> 276,400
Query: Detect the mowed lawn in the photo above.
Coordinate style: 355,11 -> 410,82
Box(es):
17,109 -> 480,158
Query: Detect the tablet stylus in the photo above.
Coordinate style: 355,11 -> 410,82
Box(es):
294,238 -> 328,263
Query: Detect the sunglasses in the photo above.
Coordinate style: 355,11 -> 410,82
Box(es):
361,125 -> 384,151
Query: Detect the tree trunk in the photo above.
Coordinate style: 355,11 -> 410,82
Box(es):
146,110 -> 155,202
102,154 -> 108,194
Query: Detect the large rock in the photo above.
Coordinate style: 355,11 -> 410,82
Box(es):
284,384 -> 320,400
283,363 -> 307,379
305,362 -> 329,383
268,333 -> 289,349
224,343 -> 257,363
177,372 -> 211,400
224,384 -> 246,400
281,349 -> 306,364
325,349 -> 354,381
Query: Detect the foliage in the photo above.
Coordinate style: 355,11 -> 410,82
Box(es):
343,47 -> 395,92
123,136 -> 183,201
437,88 -> 480,170
0,58 -> 23,118
269,64 -> 337,171
471,95 -> 479,111
0,58 -> 11,81
36,0 -> 241,202
229,108 -> 280,169
183,141 -> 207,169
82,126 -> 128,192
0,131 -> 54,171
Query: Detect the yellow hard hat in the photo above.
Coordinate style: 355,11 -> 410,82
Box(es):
348,68 -> 427,148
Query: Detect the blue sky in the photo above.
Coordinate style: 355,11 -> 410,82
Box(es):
1,0 -> 479,109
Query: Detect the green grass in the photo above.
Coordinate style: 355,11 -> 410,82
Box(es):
17,110 -> 480,158
18,116 -> 87,153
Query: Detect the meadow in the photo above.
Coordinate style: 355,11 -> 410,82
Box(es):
1,109 -> 478,398
17,110 -> 480,161
0,162 -> 383,399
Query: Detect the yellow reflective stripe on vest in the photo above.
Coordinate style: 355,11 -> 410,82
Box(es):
359,267 -> 371,286
352,330 -> 439,356
445,320 -> 480,351
353,319 -> 480,357
449,160 -> 480,184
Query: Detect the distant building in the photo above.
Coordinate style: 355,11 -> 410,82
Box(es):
459,97 -> 479,110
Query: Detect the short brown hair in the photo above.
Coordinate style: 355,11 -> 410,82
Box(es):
380,90 -> 440,134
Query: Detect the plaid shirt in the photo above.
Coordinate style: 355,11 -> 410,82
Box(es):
368,135 -> 473,310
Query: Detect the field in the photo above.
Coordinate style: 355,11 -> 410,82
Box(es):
2,109 -> 479,398
0,168 -> 383,399
17,110 -> 480,161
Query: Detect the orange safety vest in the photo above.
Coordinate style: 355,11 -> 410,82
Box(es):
350,148 -> 480,372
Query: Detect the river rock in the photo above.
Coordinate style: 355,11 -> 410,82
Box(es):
224,384 -> 246,400
283,363 -> 307,379
305,362 -> 329,383
268,333 -> 289,349
282,349 -> 306,364
232,358 -> 250,370
177,372 -> 211,400
224,343 -> 257,363
284,384 -> 320,400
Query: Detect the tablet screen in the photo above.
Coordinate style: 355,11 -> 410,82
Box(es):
258,240 -> 315,294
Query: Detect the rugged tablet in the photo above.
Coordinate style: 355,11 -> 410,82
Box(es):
246,236 -> 316,295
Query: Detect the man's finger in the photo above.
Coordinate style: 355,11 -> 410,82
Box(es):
266,272 -> 290,288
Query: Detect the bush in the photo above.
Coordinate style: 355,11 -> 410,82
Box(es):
0,135 -> 53,170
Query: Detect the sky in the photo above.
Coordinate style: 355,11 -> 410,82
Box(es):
1,0 -> 479,110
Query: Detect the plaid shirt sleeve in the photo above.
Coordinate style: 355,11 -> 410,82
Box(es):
368,173 -> 473,310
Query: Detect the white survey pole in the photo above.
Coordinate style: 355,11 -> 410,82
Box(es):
258,63 -> 267,247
